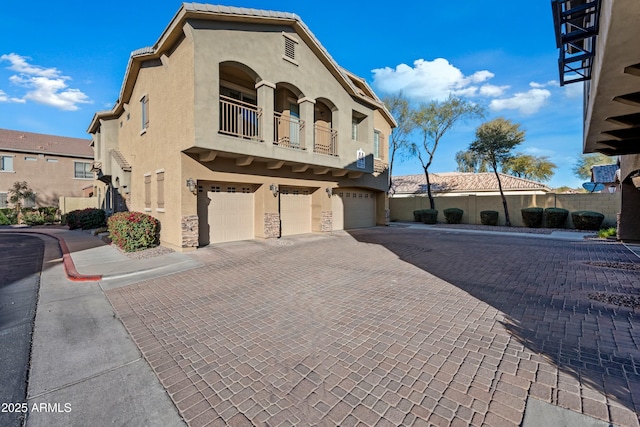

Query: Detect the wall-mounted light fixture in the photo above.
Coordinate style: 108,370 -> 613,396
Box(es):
269,183 -> 279,197
325,187 -> 333,197
186,178 -> 197,194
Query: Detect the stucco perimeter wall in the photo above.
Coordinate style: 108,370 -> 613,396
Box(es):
390,193 -> 621,228
59,197 -> 99,214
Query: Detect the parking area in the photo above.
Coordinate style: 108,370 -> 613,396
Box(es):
106,227 -> 640,426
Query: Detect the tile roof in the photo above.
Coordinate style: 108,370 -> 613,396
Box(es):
591,164 -> 619,184
392,172 -> 551,194
0,128 -> 93,158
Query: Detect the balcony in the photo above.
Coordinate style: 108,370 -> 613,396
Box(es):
274,112 -> 305,150
219,95 -> 262,141
313,124 -> 338,157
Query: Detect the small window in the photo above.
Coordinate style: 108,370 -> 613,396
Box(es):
346,193 -> 350,198
46,158 -> 58,163
141,95 -> 149,131
227,187 -> 236,193
23,194 -> 36,208
365,194 -> 369,198
144,174 -> 151,210
74,162 -> 92,179
211,186 -> 221,192
351,119 -> 358,141
359,193 -> 363,198
0,192 -> 7,208
241,187 -> 251,193
373,130 -> 381,159
156,171 -> 165,210
292,189 -> 300,195
1,156 -> 14,172
25,156 -> 37,161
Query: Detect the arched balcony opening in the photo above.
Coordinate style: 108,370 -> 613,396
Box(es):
219,62 -> 262,140
273,83 -> 305,150
314,98 -> 338,156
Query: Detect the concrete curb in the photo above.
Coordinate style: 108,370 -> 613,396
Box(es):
0,229 -> 102,282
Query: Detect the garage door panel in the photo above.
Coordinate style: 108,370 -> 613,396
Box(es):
207,189 -> 254,244
333,189 -> 375,230
280,188 -> 311,236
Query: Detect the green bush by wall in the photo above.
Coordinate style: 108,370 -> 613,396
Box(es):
108,211 -> 160,252
66,208 -> 106,230
480,210 -> 499,226
420,209 -> 438,224
521,207 -> 543,228
443,208 -> 463,224
571,211 -> 605,230
544,208 -> 569,228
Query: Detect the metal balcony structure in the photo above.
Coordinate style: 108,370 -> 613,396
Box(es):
551,0 -> 602,85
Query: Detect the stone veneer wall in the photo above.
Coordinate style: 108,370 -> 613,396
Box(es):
181,215 -> 199,248
264,213 -> 280,238
321,211 -> 332,232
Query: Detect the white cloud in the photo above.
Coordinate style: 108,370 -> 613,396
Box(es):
0,89 -> 7,102
530,80 -> 558,88
563,83 -> 583,99
489,88 -> 551,115
1,53 -> 90,111
522,146 -> 555,157
371,58 -> 495,101
479,84 -> 510,97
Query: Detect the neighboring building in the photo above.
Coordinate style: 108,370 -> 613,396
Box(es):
591,163 -> 620,193
391,172 -> 551,197
88,4 -> 395,251
552,0 -> 640,240
0,128 -> 94,208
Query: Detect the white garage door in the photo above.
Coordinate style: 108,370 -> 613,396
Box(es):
198,183 -> 254,245
280,187 -> 311,236
332,189 -> 376,230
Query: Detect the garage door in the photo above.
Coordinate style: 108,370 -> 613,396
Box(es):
280,187 -> 311,236
198,183 -> 254,245
332,189 -> 376,230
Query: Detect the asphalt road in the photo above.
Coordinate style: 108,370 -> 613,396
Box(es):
0,234 -> 44,427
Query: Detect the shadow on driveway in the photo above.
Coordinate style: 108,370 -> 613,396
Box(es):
348,227 -> 640,425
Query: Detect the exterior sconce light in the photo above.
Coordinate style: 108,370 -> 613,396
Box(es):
326,187 -> 333,197
186,178 -> 197,194
269,184 -> 279,197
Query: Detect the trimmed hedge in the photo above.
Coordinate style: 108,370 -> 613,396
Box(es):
544,208 -> 569,228
480,210 -> 499,226
0,210 -> 10,225
420,209 -> 438,224
108,211 -> 159,252
571,211 -> 604,231
521,207 -> 543,228
0,208 -> 17,225
413,210 -> 423,222
443,208 -> 463,224
66,208 -> 106,230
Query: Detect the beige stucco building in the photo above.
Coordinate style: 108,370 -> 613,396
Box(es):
88,4 -> 395,251
552,0 -> 640,240
0,128 -> 94,208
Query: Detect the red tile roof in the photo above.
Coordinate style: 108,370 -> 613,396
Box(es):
392,172 -> 551,194
0,128 -> 93,158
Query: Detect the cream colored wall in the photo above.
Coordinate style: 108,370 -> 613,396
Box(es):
373,109 -> 391,162
189,21 -> 382,170
59,196 -> 99,214
111,32 -> 195,248
0,151 -> 94,207
390,193 -> 621,228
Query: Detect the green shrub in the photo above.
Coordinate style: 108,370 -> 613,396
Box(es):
443,208 -> 463,224
597,227 -> 617,238
480,210 -> 499,226
22,210 -> 46,226
413,210 -> 424,222
521,207 -> 543,228
420,209 -> 438,224
571,211 -> 605,230
544,208 -> 569,228
108,211 -> 159,252
0,210 -> 10,225
0,208 -> 17,225
66,208 -> 106,230
38,206 -> 58,223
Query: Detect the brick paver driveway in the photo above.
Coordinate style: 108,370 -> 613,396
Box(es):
106,228 -> 640,426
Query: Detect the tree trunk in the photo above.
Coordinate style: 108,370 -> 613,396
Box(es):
493,166 -> 511,226
424,168 -> 435,209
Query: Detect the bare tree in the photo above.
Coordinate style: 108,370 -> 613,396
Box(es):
411,96 -> 484,209
382,93 -> 415,192
469,118 -> 525,226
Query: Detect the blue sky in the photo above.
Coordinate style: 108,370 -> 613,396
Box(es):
0,1 -> 586,188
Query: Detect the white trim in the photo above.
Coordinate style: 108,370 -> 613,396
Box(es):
144,208 -> 152,212
144,173 -> 152,177
298,97 -> 316,104
155,168 -> 165,174
282,32 -> 299,44
156,208 -> 165,213
255,80 -> 276,90
282,55 -> 299,66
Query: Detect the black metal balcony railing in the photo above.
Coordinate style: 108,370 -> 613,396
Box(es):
219,95 -> 262,140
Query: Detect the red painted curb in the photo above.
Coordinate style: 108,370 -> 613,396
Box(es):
0,229 -> 102,282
